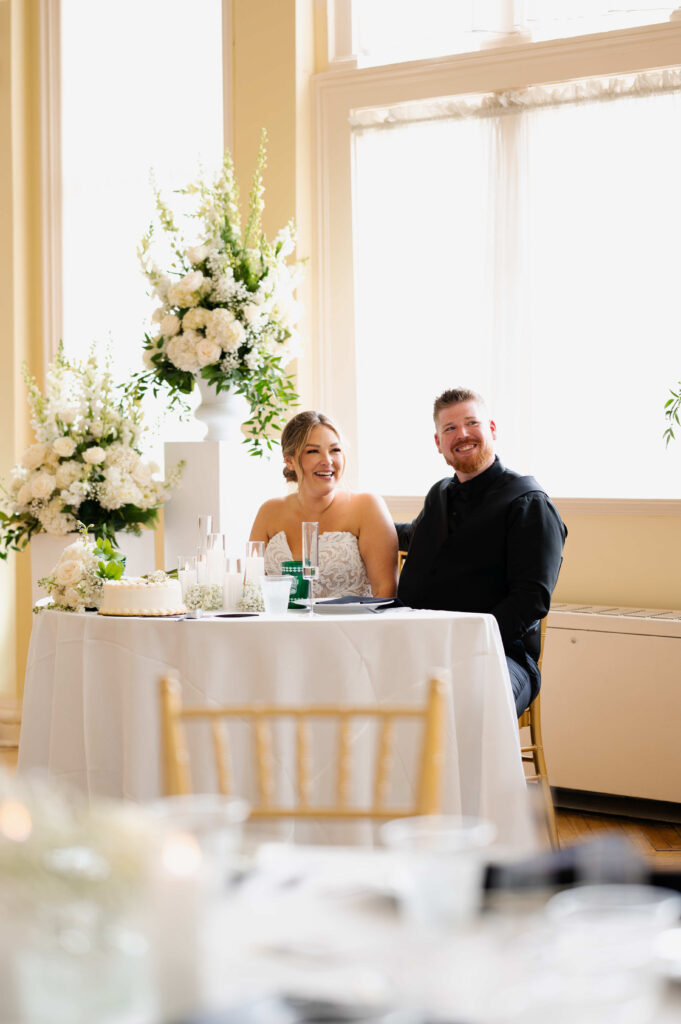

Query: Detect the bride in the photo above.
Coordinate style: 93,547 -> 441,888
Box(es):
249,410 -> 397,598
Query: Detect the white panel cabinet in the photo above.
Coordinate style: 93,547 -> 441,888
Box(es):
541,607 -> 681,803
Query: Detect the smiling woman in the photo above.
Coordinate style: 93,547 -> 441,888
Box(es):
249,410 -> 398,598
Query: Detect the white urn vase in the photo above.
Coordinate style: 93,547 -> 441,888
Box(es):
194,379 -> 251,443
30,530 -> 157,605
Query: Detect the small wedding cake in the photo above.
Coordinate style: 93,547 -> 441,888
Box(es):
98,577 -> 186,617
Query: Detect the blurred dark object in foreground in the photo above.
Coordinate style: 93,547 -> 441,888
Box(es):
485,835 -> 681,893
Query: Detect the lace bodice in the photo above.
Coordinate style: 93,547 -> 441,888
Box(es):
265,530 -> 372,598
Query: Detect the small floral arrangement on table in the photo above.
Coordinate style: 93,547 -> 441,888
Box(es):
238,580 -> 265,612
135,129 -> 304,456
0,343 -> 183,559
36,526 -> 126,613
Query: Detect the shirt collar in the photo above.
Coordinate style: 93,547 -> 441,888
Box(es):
449,455 -> 503,501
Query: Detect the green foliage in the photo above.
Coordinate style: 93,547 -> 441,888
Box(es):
663,384 -> 681,446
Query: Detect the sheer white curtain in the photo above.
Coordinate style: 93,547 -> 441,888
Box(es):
352,72 -> 681,498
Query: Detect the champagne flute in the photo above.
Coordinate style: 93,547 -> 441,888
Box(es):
301,522 -> 319,614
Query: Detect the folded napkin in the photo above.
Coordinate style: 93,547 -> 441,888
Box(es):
313,596 -> 405,612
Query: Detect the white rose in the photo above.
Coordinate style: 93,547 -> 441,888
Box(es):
55,559 -> 84,586
83,446 -> 106,465
182,307 -> 209,331
186,244 -> 210,265
53,437 -> 77,458
30,471 -> 57,500
160,313 -> 181,338
167,271 -> 205,309
22,443 -> 49,471
63,587 -> 83,608
195,338 -> 222,368
17,483 -> 32,505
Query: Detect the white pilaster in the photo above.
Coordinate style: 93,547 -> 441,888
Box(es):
164,441 -> 285,568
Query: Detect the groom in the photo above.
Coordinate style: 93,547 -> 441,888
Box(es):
396,387 -> 567,715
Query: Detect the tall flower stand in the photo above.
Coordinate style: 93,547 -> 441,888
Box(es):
163,440 -> 283,569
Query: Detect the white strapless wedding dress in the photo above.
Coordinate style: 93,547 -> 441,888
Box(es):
265,530 -> 372,598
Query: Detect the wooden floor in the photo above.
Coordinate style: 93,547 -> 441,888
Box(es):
556,807 -> 681,871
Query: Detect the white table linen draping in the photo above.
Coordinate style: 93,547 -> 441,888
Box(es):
18,608 -> 535,850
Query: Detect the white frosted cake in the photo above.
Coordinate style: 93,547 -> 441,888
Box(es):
98,577 -> 186,617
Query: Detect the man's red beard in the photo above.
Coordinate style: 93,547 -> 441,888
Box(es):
449,439 -> 494,476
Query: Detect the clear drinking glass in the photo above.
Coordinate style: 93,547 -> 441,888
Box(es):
197,514 -> 213,556
301,522 -> 320,614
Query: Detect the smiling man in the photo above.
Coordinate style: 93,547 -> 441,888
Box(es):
396,387 -> 567,715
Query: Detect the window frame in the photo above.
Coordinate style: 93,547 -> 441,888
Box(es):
311,20 -> 681,510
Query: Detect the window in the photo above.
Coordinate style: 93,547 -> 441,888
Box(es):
59,0 -> 223,444
314,17 -> 681,500
353,0 -> 679,66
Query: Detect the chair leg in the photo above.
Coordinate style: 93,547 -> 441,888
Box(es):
529,710 -> 559,850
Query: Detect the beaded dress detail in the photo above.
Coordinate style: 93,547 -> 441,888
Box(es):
265,530 -> 372,598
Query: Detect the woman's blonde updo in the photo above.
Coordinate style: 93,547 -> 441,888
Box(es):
281,410 -> 343,484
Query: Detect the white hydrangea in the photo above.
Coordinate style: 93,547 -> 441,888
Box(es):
206,308 -> 246,353
167,332 -> 201,374
55,462 -> 83,489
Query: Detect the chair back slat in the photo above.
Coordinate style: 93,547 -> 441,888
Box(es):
337,715 -> 352,807
254,716 -> 275,807
373,716 -> 395,808
296,718 -> 312,806
212,721 -> 232,795
159,674 -> 447,820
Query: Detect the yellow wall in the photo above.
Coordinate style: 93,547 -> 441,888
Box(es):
555,512 -> 681,609
0,0 -> 43,700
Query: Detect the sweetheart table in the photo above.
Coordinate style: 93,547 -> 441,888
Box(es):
18,607 -> 535,850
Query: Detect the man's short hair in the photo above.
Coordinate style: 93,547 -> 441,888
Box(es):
433,387 -> 486,424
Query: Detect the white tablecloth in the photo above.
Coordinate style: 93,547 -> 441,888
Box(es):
18,607 -> 535,849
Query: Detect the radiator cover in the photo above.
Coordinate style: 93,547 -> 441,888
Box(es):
541,604 -> 681,803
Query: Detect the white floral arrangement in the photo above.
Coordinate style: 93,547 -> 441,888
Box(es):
36,531 -> 125,613
0,343 -> 183,559
135,129 -> 304,456
185,583 -> 223,612
238,580 -> 264,613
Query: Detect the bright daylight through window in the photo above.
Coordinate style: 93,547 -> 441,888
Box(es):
344,3 -> 681,500
60,0 -> 223,450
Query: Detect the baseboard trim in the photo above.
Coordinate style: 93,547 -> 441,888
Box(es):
552,787 -> 681,824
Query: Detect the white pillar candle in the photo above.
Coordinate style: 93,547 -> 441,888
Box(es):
151,832 -> 204,1022
223,572 -> 244,611
244,556 -> 265,583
